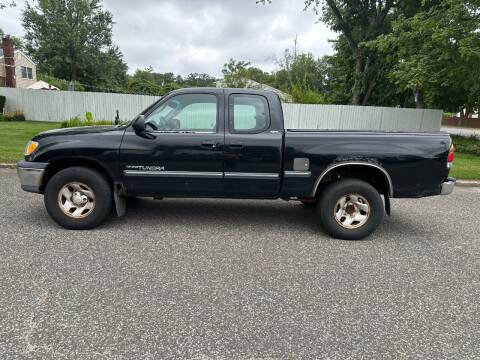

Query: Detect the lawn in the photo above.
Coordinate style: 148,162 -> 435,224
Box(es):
0,121 -> 60,163
1,121 -> 480,180
450,153 -> 480,180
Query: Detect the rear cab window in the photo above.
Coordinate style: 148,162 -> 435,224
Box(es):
229,94 -> 270,133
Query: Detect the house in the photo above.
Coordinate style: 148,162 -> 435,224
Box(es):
0,36 -> 37,88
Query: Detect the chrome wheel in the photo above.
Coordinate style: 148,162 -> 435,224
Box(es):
57,182 -> 95,219
334,193 -> 370,229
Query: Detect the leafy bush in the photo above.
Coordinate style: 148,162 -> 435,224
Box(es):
0,95 -> 6,113
0,113 -> 3,122
451,135 -> 480,156
85,112 -> 94,122
290,84 -> 328,104
37,74 -> 85,91
60,117 -> 115,128
1,111 -> 26,121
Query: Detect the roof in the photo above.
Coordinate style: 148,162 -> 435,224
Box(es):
27,80 -> 59,90
0,49 -> 36,65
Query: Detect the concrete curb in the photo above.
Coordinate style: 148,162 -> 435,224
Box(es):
0,163 -> 16,169
1,162 -> 479,187
456,180 -> 480,187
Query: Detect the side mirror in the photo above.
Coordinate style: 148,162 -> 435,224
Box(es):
132,115 -> 145,133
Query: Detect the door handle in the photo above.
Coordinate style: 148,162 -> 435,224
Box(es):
201,141 -> 217,149
229,142 -> 244,149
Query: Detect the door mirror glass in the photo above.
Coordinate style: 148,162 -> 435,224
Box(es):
132,115 -> 146,133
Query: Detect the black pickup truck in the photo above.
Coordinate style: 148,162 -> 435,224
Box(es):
17,88 -> 455,239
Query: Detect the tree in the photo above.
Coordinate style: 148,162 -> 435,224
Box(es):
0,28 -> 23,49
183,73 -> 216,87
259,0 -> 402,105
0,1 -> 15,10
127,68 -> 191,95
222,59 -> 252,87
373,0 -> 480,112
83,45 -> 128,92
22,0 -> 127,91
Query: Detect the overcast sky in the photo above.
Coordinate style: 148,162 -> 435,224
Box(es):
1,0 -> 336,76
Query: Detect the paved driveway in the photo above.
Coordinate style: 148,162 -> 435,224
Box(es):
0,169 -> 479,359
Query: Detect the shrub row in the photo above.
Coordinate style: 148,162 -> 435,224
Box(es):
60,117 -> 115,128
0,111 -> 26,122
451,135 -> 480,156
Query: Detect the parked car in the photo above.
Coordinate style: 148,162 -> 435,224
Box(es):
17,88 -> 455,239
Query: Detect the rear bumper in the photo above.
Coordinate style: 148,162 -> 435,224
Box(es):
440,177 -> 456,195
17,160 -> 49,194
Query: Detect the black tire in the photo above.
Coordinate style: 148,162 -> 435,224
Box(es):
300,200 -> 317,207
317,179 -> 384,240
44,167 -> 113,230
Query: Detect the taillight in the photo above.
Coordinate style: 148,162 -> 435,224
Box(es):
447,143 -> 454,167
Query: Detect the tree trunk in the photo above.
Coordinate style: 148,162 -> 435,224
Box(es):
414,89 -> 424,108
362,79 -> 376,106
352,48 -> 365,105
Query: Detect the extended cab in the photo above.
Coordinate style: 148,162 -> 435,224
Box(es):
17,88 -> 456,239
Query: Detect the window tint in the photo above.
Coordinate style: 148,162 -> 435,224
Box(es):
231,94 -> 269,133
146,94 -> 217,131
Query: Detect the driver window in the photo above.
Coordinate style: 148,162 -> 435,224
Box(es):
145,94 -> 217,132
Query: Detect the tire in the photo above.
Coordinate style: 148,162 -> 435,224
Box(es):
300,200 -> 317,207
317,179 -> 384,240
44,167 -> 113,230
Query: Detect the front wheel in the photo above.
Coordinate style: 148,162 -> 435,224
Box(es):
44,167 -> 113,230
318,179 -> 384,240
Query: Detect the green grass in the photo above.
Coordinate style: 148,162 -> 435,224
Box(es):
1,121 -> 480,180
450,153 -> 480,180
0,121 -> 60,163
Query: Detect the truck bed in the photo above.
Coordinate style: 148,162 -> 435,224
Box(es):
282,130 -> 451,198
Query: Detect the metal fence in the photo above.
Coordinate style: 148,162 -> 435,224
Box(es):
0,88 -> 443,131
0,87 -> 161,122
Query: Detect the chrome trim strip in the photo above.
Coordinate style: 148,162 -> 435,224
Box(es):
441,179 -> 455,195
124,170 -> 223,178
224,172 -> 280,180
311,161 -> 394,197
148,131 -> 216,134
284,171 -> 312,178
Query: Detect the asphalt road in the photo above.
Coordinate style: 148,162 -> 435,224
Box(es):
0,168 -> 479,359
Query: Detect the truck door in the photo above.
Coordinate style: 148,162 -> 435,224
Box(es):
224,93 -> 283,198
120,92 -> 225,197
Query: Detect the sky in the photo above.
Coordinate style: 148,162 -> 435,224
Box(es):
0,0 -> 337,76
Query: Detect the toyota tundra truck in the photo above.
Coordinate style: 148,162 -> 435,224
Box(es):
17,88 -> 456,239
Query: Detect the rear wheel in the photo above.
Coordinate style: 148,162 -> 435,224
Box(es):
318,179 -> 384,240
300,200 -> 317,207
44,167 -> 112,230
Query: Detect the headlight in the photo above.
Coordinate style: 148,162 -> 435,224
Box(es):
24,141 -> 39,156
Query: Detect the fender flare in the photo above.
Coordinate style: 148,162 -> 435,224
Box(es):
311,161 -> 394,198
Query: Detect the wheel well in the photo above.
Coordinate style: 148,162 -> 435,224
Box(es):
313,164 -> 392,198
41,158 -> 114,193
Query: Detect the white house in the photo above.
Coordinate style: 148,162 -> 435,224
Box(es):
0,36 -> 37,88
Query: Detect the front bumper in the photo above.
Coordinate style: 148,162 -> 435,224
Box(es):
440,177 -> 456,195
17,160 -> 49,193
